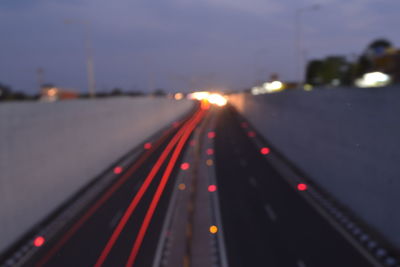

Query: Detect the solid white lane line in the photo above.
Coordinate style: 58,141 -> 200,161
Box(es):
109,210 -> 123,229
264,204 -> 277,222
297,259 -> 307,267
249,177 -> 257,187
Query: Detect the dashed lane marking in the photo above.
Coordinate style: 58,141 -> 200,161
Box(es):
297,259 -> 307,267
264,204 -> 277,222
249,177 -> 257,187
109,210 -> 123,229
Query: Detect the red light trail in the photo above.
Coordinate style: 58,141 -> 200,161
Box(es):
125,109 -> 204,267
34,112 -> 196,267
94,109 -> 204,267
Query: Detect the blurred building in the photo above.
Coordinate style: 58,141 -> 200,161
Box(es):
355,39 -> 400,84
40,84 -> 78,102
306,39 -> 400,88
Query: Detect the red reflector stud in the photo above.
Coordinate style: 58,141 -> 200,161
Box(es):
260,147 -> 270,155
113,166 -> 123,174
248,131 -> 256,138
208,131 -> 216,139
206,148 -> 214,155
208,185 -> 217,192
181,162 -> 190,170
33,236 -> 45,247
297,183 -> 307,191
144,142 -> 152,150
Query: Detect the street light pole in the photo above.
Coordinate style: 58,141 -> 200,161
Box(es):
253,48 -> 268,84
295,4 -> 320,88
83,22 -> 96,98
295,8 -> 303,88
65,20 -> 96,98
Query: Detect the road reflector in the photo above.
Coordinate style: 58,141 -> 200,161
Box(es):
181,162 -> 190,170
33,236 -> 45,247
178,183 -> 186,190
208,185 -> 217,192
297,183 -> 307,191
248,131 -> 256,138
260,147 -> 270,155
209,225 -> 218,234
113,166 -> 123,174
144,142 -> 152,150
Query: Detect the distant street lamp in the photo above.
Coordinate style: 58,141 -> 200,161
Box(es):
295,4 -> 320,88
65,19 -> 96,98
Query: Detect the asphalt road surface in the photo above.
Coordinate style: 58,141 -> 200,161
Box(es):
23,108 -> 205,267
214,106 -> 378,267
6,104 -> 390,267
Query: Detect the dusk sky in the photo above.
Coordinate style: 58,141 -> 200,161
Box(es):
1,0 -> 399,94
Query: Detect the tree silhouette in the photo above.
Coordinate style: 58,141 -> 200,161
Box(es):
356,38 -> 393,77
368,39 -> 392,50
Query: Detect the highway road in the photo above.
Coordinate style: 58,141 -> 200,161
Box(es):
2,103 -> 397,267
17,107 -> 206,267
214,106 -> 387,267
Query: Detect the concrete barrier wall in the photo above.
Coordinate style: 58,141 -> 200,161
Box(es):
0,97 -> 194,253
229,87 -> 400,249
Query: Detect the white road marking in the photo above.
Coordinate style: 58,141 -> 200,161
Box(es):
239,158 -> 247,167
249,177 -> 257,187
297,259 -> 307,267
264,204 -> 277,222
109,210 -> 123,228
